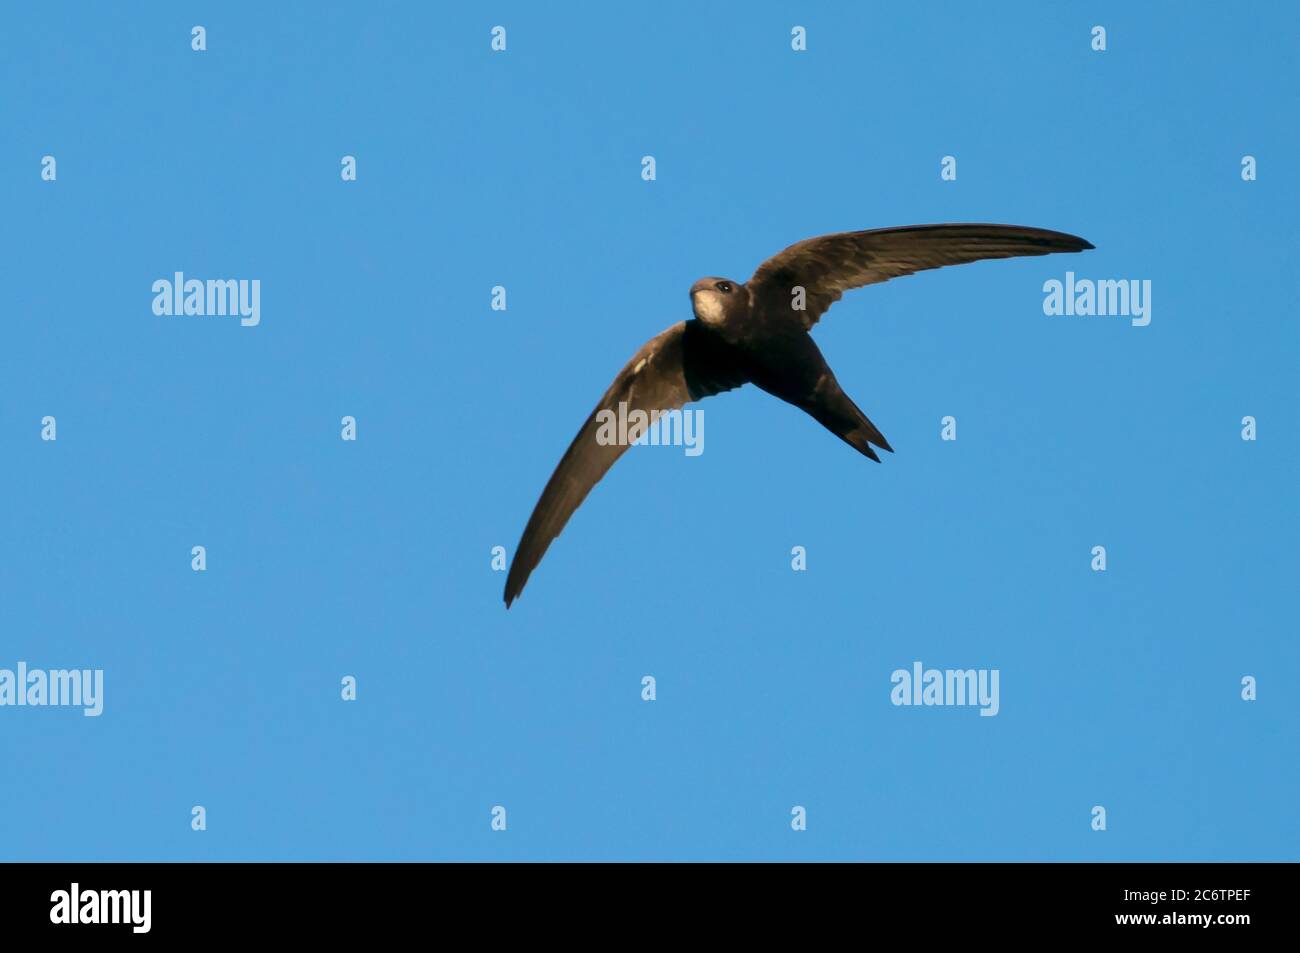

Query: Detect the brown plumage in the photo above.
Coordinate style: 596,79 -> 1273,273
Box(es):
505,223 -> 1093,606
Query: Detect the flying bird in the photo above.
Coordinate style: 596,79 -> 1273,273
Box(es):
504,223 -> 1093,607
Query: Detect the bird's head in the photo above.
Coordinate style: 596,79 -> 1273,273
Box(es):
690,277 -> 746,326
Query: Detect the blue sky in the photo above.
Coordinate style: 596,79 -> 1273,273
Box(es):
2,2 -> 1296,860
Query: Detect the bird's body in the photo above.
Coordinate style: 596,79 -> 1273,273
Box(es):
504,223 -> 1094,606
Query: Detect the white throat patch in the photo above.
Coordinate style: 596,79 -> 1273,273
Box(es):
692,291 -> 725,325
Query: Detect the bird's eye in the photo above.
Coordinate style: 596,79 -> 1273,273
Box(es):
716,282 -> 732,293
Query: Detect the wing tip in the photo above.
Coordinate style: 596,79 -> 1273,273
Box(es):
971,223 -> 1095,253
1044,228 -> 1093,252
503,567 -> 522,608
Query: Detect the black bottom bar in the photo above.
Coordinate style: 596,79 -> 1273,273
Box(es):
0,861 -> 1284,940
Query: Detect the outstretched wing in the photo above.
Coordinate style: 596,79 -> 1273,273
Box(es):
505,320 -> 748,607
748,223 -> 1094,329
